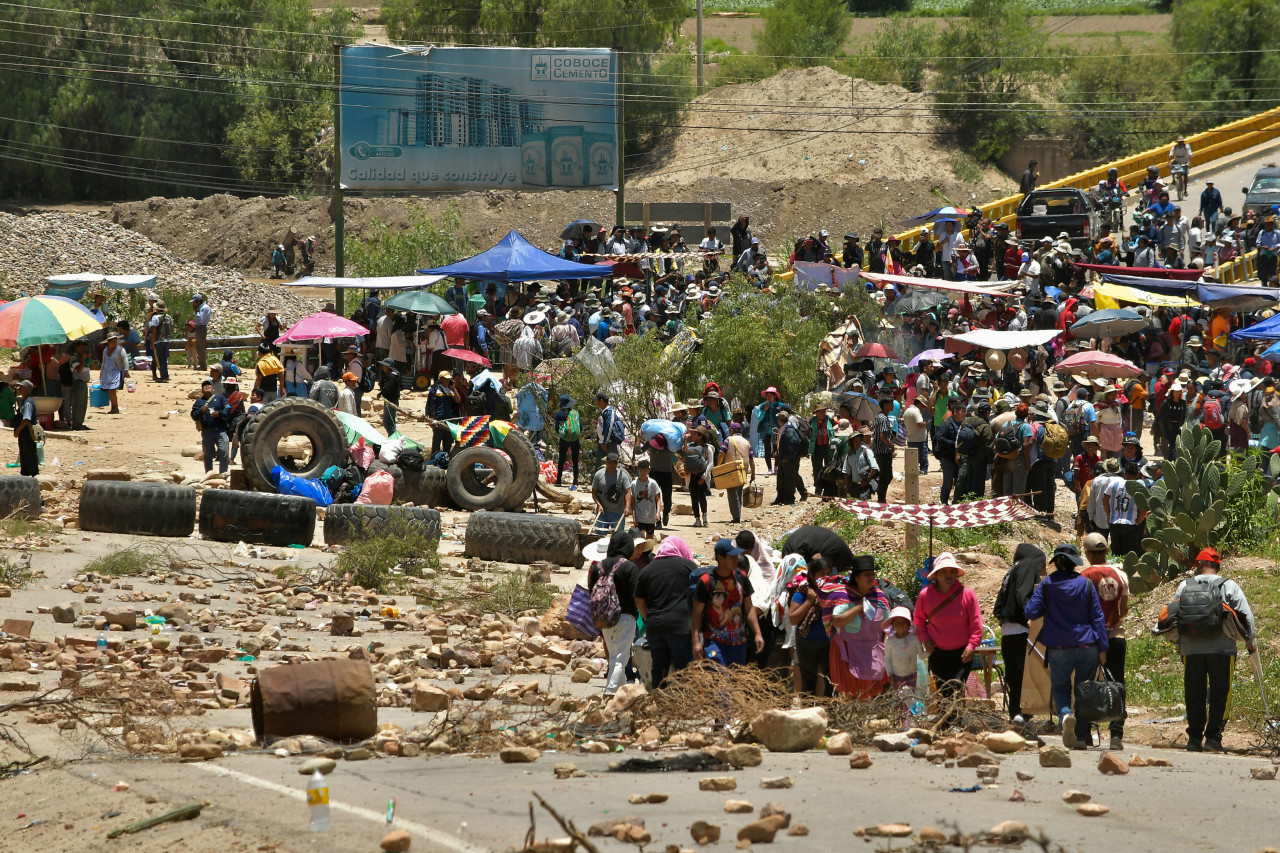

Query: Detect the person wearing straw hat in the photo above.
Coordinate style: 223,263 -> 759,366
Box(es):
11,379 -> 39,476
190,293 -> 211,370
1025,543 -> 1108,750
914,552 -> 983,724
1155,380 -> 1188,460
841,426 -> 878,500
758,386 -> 782,474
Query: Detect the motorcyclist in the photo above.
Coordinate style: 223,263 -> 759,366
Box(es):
1147,190 -> 1176,221
1139,165 -> 1161,210
1096,167 -> 1128,229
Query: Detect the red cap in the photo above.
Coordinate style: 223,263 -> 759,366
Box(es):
1196,547 -> 1220,564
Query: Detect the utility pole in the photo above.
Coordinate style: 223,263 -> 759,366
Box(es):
904,448 -> 920,552
696,0 -> 704,93
332,42 -> 346,316
615,56 -> 625,228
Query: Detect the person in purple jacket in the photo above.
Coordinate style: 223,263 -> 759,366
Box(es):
1025,543 -> 1109,750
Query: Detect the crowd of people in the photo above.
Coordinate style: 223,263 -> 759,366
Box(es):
585,521 -> 1255,754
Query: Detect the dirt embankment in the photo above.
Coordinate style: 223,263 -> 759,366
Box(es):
108,66 -> 1012,276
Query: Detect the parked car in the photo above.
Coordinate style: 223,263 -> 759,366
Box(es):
1242,165 -> 1280,219
1015,188 -> 1100,250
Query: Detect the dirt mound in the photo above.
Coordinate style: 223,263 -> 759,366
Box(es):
106,67 -> 1015,274
0,211 -> 319,334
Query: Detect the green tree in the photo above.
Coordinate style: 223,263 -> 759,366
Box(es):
932,0 -> 1051,162
1173,0 -> 1280,127
757,0 -> 849,70
381,0 -> 693,161
344,203 -> 473,278
845,16 -> 935,92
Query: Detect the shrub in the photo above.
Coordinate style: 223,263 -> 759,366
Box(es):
334,517 -> 441,594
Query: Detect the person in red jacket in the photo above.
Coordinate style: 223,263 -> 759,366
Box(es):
913,552 -> 984,723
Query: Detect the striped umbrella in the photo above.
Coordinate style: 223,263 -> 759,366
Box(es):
0,295 -> 103,347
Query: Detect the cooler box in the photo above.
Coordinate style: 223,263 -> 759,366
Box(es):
37,413 -> 53,431
90,387 -> 110,408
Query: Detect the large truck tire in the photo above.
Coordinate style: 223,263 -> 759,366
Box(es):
322,504 -> 442,546
240,398 -> 347,492
498,431 -> 538,512
0,476 -> 42,520
79,481 -> 196,537
446,446 -> 513,512
368,461 -> 454,509
199,489 -> 317,547
463,511 -> 581,568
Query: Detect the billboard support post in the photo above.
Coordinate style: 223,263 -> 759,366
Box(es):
332,42 -> 346,316
696,0 -> 704,92
615,59 -> 625,228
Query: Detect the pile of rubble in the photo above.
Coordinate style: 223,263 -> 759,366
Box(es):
0,211 -> 319,332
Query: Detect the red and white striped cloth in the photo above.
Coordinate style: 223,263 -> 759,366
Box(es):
835,495 -> 1038,529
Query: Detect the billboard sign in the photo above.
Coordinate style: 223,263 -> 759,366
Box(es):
339,45 -> 618,192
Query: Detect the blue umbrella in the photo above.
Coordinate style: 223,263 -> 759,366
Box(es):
1070,308 -> 1146,339
1262,340 -> 1280,361
559,219 -> 603,240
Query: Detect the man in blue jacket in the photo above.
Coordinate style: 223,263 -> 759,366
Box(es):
1025,543 -> 1109,750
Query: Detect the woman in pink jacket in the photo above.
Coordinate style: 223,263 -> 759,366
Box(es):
913,552 -> 984,718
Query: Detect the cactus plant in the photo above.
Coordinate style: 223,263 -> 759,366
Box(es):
1122,424 -> 1257,594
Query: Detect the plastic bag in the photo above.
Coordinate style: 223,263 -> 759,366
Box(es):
354,470 -> 395,506
270,465 -> 332,507
349,437 -> 375,470
378,438 -> 405,466
640,418 -> 687,453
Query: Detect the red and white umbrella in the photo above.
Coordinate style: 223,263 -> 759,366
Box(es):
442,348 -> 491,367
275,311 -> 369,343
853,342 -> 898,360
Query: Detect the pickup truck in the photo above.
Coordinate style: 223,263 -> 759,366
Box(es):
1015,188 -> 1100,250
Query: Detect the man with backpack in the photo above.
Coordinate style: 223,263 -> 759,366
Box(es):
934,399 -> 966,505
595,391 -> 625,465
1061,388 -> 1096,466
554,394 -> 582,490
587,530 -> 640,697
1199,378 -> 1229,452
190,380 -> 230,475
957,401 -> 994,500
1170,548 -> 1256,753
147,299 -> 173,383
592,452 -> 633,532
426,370 -> 461,455
774,411 -> 809,506
692,538 -> 764,667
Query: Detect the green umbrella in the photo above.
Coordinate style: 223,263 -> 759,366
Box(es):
335,411 -> 387,446
384,291 -> 456,315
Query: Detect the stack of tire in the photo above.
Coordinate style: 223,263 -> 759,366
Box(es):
445,431 -> 538,512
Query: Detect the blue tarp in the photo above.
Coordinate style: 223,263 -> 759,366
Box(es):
418,230 -> 611,283
1099,274 -> 1280,311
1231,312 -> 1280,342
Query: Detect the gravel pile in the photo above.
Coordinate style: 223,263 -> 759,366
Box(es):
0,211 -> 321,334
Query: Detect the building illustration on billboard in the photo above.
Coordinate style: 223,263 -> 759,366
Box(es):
340,45 -> 617,192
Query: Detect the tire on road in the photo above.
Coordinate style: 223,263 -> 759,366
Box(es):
199,489 -> 317,546
239,397 -> 347,492
79,481 -> 196,537
446,446 -> 513,512
463,510 -> 581,568
498,431 -> 538,512
368,461 -> 454,509
0,476 -> 42,520
323,504 -> 442,546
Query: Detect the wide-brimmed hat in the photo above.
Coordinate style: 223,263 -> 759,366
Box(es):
582,537 -> 613,563
761,386 -> 779,398
883,606 -> 914,631
927,552 -> 964,579
523,310 -> 546,326
834,418 -> 854,437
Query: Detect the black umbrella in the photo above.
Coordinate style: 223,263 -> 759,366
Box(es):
560,219 -> 603,240
886,288 -> 948,315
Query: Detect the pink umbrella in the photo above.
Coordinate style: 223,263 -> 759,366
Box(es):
908,348 -> 949,367
1053,351 -> 1141,379
275,311 -> 369,343
442,347 -> 492,367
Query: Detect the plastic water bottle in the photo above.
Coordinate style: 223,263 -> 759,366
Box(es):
306,770 -> 330,831
96,633 -> 107,653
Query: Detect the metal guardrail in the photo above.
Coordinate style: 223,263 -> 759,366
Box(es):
892,105 -> 1280,284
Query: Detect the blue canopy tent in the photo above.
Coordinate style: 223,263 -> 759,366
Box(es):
418,230 -> 612,283
1231,312 -> 1280,342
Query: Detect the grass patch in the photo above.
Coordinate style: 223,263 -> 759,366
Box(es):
1123,632 -> 1186,712
333,516 -> 441,594
702,37 -> 742,55
85,543 -> 175,576
0,513 -> 55,538
950,153 -> 984,184
0,552 -> 35,588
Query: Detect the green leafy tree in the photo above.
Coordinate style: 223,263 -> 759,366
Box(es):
0,0 -> 355,199
381,0 -> 693,161
344,203 -> 473,278
932,0 -> 1051,162
845,16 -> 935,92
757,0 -> 849,70
1173,0 -> 1280,127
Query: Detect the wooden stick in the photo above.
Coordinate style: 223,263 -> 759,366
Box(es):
106,802 -> 203,839
532,791 -> 601,853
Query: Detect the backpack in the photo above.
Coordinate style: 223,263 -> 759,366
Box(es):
466,388 -> 486,416
1200,396 -> 1224,430
589,561 -> 623,629
1249,388 -> 1265,434
604,407 -> 625,446
994,420 -> 1022,458
398,448 -> 425,472
359,368 -> 375,394
877,580 -> 913,612
558,409 -> 581,442
1062,403 -> 1087,438
682,444 -> 707,475
1175,575 -> 1227,638
157,312 -> 174,341
1040,421 -> 1069,459
780,423 -> 806,458
791,416 -> 813,447
956,423 -> 978,457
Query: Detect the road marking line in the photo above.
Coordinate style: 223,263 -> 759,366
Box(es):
189,761 -> 490,853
